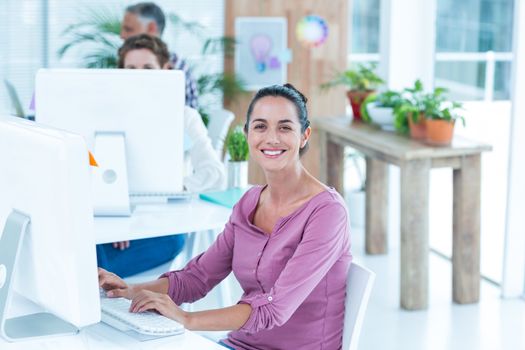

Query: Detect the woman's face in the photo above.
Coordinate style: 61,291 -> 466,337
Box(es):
124,48 -> 162,69
246,96 -> 310,173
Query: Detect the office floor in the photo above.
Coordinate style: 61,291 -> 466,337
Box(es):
350,224 -> 525,350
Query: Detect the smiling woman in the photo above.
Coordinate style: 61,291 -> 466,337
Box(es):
245,83 -> 311,157
99,83 -> 352,350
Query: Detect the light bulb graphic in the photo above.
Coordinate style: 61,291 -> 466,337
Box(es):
250,34 -> 272,73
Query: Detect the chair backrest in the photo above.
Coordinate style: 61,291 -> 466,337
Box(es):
206,109 -> 235,159
342,261 -> 376,350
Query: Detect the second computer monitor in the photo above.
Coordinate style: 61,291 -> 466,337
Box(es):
35,69 -> 185,215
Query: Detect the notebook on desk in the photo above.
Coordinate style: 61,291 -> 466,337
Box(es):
199,187 -> 250,208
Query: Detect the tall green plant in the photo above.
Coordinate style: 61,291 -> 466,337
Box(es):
197,72 -> 247,126
321,63 -> 384,92
226,126 -> 249,162
393,80 -> 425,134
58,7 -> 122,68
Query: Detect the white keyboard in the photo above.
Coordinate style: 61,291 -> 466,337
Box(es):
130,191 -> 192,202
100,296 -> 184,337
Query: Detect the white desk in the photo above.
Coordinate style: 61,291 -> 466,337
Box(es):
95,198 -> 232,244
1,293 -> 226,349
0,326 -> 226,350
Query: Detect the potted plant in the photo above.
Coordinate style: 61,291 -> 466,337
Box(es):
321,63 -> 384,121
393,80 -> 448,140
360,90 -> 402,130
424,100 -> 464,146
225,125 -> 249,188
393,80 -> 427,139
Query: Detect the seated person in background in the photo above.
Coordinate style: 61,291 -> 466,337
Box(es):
96,34 -> 225,278
120,2 -> 199,109
99,84 -> 352,350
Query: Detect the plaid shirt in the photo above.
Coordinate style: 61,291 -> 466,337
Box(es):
170,52 -> 199,109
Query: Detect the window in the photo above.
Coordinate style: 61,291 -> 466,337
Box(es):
432,0 -> 515,283
0,0 -> 45,115
348,0 -> 380,64
435,0 -> 514,101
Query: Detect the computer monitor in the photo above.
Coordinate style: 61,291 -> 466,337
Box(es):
35,69 -> 185,216
0,116 -> 100,341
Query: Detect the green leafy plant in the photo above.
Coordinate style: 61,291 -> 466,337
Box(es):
58,7 -> 122,68
393,80 -> 465,134
375,90 -> 403,107
321,63 -> 384,92
393,80 -> 426,134
196,72 -> 247,126
360,90 -> 402,124
425,100 -> 465,125
421,87 -> 464,125
196,36 -> 247,126
226,125 -> 249,162
359,94 -> 375,123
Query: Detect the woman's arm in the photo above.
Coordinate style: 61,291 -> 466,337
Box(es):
184,304 -> 252,331
129,290 -> 252,331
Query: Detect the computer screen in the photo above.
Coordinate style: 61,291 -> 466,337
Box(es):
35,69 -> 185,216
0,116 -> 100,341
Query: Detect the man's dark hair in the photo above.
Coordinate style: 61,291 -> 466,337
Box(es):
126,2 -> 166,36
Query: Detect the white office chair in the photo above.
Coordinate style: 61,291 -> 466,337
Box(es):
343,261 -> 376,350
206,109 -> 235,160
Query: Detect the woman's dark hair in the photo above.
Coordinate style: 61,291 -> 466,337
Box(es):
117,34 -> 170,68
245,83 -> 311,155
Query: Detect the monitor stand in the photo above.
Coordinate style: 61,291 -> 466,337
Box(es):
92,132 -> 131,216
0,210 -> 79,342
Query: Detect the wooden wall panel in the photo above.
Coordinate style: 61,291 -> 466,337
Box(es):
225,0 -> 348,184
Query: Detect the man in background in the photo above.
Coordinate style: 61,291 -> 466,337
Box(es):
121,2 -> 199,109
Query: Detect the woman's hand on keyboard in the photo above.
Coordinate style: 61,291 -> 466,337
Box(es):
129,290 -> 186,324
98,268 -> 136,299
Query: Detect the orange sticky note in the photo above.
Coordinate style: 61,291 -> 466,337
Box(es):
88,151 -> 98,167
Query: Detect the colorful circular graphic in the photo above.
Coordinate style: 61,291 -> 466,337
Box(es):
296,15 -> 329,48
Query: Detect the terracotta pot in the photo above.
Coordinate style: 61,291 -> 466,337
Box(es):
425,119 -> 455,146
347,90 -> 374,121
408,112 -> 426,140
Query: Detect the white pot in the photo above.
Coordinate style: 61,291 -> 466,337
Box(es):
227,161 -> 248,188
345,189 -> 365,229
367,102 -> 395,131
